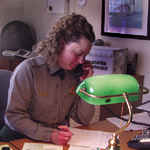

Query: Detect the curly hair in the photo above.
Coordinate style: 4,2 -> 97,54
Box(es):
35,13 -> 95,66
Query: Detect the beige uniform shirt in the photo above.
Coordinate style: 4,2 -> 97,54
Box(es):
5,56 -> 95,142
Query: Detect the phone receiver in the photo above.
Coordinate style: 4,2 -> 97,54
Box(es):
73,64 -> 83,77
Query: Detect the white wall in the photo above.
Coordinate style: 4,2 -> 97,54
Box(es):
0,0 -> 150,102
71,0 -> 150,103
0,0 -> 24,31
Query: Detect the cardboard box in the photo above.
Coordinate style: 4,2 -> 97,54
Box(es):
86,46 -> 128,76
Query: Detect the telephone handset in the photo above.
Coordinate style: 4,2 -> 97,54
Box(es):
127,127 -> 150,149
2,49 -> 33,58
73,64 -> 83,77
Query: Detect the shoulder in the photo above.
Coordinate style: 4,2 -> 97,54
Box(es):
22,55 -> 46,67
15,56 -> 46,71
12,56 -> 47,79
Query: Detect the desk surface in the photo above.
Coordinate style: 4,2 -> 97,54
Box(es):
0,120 -> 142,150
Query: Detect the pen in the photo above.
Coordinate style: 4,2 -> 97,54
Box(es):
52,126 -> 75,135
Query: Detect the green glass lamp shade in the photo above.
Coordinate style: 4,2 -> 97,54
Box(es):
76,74 -> 139,105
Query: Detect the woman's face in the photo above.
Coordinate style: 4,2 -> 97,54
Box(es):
58,37 -> 92,70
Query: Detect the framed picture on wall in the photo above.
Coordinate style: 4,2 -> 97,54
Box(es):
101,0 -> 150,40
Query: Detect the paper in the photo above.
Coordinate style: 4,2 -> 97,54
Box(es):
68,128 -> 113,149
69,145 -> 101,150
107,112 -> 150,131
134,100 -> 150,113
0,144 -> 12,150
22,142 -> 63,150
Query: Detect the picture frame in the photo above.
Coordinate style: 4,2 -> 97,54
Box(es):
101,0 -> 150,40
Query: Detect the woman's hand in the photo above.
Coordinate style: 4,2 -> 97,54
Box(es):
50,125 -> 73,145
79,60 -> 94,81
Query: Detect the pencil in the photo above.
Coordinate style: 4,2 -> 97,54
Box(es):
52,126 -> 75,135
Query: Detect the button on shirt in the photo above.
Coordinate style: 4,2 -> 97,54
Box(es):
5,56 -> 95,142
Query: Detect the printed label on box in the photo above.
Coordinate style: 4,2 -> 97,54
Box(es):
86,46 -> 128,76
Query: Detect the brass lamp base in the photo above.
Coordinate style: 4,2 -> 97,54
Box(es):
106,136 -> 121,150
106,92 -> 132,150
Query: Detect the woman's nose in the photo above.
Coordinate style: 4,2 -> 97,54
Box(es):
78,57 -> 84,64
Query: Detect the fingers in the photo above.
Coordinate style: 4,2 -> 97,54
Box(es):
83,60 -> 93,69
59,134 -> 72,145
51,126 -> 72,145
65,137 -> 68,141
79,60 -> 94,81
57,135 -> 71,145
57,125 -> 70,132
64,136 -> 71,142
83,60 -> 93,72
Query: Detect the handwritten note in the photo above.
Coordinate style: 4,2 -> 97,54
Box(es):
68,128 -> 113,149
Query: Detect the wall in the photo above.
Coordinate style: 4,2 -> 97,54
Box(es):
70,0 -> 150,103
24,0 -> 72,43
0,0 -> 24,32
26,0 -> 150,102
0,0 -> 150,102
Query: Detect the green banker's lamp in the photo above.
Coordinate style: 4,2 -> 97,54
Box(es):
76,74 -> 149,150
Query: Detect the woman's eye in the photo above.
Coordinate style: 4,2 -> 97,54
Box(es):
75,52 -> 82,56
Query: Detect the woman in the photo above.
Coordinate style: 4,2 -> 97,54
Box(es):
0,13 -> 95,145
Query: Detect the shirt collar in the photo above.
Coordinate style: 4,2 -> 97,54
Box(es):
49,63 -> 65,80
49,63 -> 61,75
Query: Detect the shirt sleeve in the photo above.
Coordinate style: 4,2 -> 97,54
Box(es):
5,61 -> 53,142
68,93 -> 95,125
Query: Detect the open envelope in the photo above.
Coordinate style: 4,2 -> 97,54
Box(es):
107,112 -> 150,131
134,100 -> 150,113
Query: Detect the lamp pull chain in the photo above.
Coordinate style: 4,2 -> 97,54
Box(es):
120,102 -> 124,126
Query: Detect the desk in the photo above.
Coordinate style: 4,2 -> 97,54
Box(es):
0,120 -> 142,150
